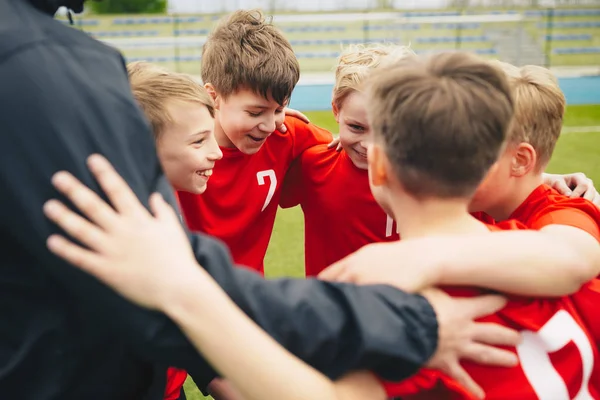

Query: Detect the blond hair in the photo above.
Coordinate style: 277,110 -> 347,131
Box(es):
367,52 -> 514,199
333,43 -> 415,110
127,61 -> 215,138
201,9 -> 299,106
493,61 -> 565,170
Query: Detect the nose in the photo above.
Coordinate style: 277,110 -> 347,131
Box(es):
207,136 -> 223,161
258,113 -> 279,134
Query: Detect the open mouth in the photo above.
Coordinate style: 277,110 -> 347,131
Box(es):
196,169 -> 213,178
248,134 -> 268,143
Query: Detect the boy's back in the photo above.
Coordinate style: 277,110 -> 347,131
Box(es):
364,52 -> 600,400
179,116 -> 331,272
281,144 -> 398,276
382,224 -> 600,400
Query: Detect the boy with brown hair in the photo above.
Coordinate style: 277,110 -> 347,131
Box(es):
176,9 -> 333,273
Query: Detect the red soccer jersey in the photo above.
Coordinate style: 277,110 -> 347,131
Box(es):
164,368 -> 187,400
177,117 -> 332,274
280,144 -> 399,277
509,184 -> 600,241
381,222 -> 600,400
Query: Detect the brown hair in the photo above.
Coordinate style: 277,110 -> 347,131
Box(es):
201,9 -> 300,106
367,52 -> 514,199
127,61 -> 214,138
333,43 -> 415,110
493,61 -> 565,170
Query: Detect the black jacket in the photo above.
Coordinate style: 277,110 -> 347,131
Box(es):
0,0 -> 438,398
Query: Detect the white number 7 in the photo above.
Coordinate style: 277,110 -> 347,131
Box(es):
256,169 -> 277,212
517,310 -> 594,399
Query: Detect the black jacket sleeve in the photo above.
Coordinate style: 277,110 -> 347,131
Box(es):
0,41 -> 437,391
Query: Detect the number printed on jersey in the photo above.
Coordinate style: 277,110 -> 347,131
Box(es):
256,169 -> 277,212
517,310 -> 595,399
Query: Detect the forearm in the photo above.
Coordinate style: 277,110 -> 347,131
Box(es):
436,230 -> 590,296
166,269 -> 340,400
190,233 -> 438,382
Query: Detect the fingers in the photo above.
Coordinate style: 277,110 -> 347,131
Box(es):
336,142 -> 343,152
459,294 -> 508,319
87,154 -> 148,217
470,322 -> 521,346
51,171 -> 119,230
593,193 -> 600,207
44,199 -> 108,251
327,136 -> 341,149
551,179 -> 572,197
149,192 -> 179,224
278,123 -> 288,133
444,363 -> 484,400
46,234 -> 104,276
581,182 -> 597,201
283,107 -> 310,123
317,259 -> 347,281
461,342 -> 518,367
571,182 -> 591,198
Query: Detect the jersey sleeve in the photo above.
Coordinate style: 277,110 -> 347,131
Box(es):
286,116 -> 334,159
531,207 -> 600,242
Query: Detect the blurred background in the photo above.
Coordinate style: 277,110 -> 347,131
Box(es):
59,0 -> 600,74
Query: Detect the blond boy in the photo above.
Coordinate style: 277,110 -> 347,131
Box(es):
128,62 -> 222,196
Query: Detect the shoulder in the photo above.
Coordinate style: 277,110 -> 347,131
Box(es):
282,116 -> 333,139
529,186 -> 600,236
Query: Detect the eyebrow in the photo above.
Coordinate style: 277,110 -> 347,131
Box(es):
190,130 -> 212,137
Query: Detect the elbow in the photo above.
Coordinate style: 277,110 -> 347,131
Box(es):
563,249 -> 600,295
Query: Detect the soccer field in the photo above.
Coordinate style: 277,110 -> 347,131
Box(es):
183,103 -> 600,399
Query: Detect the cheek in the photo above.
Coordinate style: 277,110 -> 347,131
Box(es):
339,129 -> 359,149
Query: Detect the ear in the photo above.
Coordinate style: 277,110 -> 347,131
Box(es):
510,142 -> 537,177
332,102 -> 340,124
204,83 -> 220,109
368,143 -> 388,188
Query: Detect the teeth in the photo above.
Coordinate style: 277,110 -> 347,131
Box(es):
198,169 -> 213,177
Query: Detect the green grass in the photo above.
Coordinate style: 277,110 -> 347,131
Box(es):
183,104 -> 600,399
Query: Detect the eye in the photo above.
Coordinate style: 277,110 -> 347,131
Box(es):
192,138 -> 205,145
348,124 -> 365,132
247,111 -> 262,117
275,108 -> 284,114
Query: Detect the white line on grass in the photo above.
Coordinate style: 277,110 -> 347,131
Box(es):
562,126 -> 600,134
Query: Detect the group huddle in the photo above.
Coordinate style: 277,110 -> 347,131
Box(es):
4,2 -> 600,400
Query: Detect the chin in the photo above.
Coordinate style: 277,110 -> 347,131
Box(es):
239,143 -> 263,155
350,157 -> 368,170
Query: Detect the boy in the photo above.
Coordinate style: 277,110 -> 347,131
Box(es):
283,43 -> 598,289
469,62 -> 600,248
128,62 -> 222,197
279,44 -> 411,276
128,62 -> 223,400
176,9 -> 333,273
364,52 -> 599,400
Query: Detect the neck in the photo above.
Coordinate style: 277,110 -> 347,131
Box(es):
486,173 -> 544,221
214,113 -> 235,148
389,191 -> 486,240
